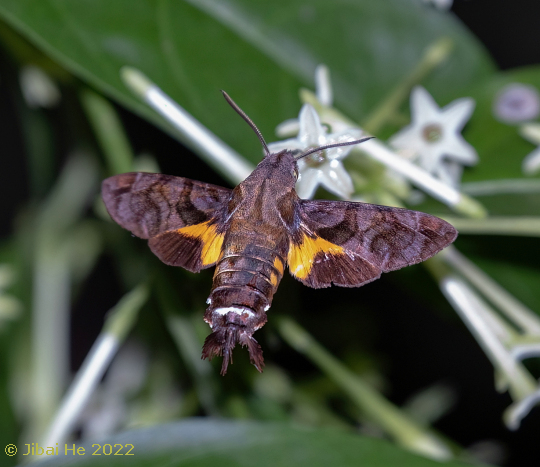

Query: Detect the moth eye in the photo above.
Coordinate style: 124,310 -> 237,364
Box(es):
291,167 -> 299,179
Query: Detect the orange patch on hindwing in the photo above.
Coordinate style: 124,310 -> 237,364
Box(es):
177,220 -> 224,266
288,233 -> 344,279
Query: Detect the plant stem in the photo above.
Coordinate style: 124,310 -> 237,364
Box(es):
438,276 -> 537,402
277,317 -> 454,461
121,67 -> 254,185
442,247 -> 540,334
29,154 -> 97,442
80,89 -> 134,175
461,178 -> 540,196
42,284 -> 148,446
362,37 -> 454,134
443,216 -> 540,237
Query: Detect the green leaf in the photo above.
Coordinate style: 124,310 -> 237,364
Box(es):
0,0 -> 494,169
32,419 -> 482,467
186,0 -> 495,112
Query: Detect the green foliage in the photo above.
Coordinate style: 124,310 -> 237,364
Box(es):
34,419 -> 475,467
0,0 -> 494,163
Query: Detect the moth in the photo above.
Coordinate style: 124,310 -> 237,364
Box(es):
102,91 -> 457,375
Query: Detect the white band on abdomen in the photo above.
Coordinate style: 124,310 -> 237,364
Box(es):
214,307 -> 255,318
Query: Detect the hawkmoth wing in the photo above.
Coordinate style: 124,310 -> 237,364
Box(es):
102,172 -> 231,272
286,199 -> 457,289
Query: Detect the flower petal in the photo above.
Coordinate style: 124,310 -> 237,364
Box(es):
494,83 -> 540,124
441,135 -> 479,166
318,160 -> 354,198
520,122 -> 540,144
267,138 -> 304,154
417,146 -> 444,172
389,86 -> 477,186
324,129 -> 365,161
388,125 -> 424,152
410,86 -> 441,124
434,161 -> 464,188
522,147 -> 540,175
296,168 -> 322,199
275,118 -> 300,138
440,97 -> 475,132
298,104 -> 326,146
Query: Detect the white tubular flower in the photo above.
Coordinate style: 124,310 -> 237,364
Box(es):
519,123 -> 540,175
440,275 -> 540,430
121,67 -> 253,185
268,104 -> 363,199
441,247 -> 540,429
19,65 -> 61,108
389,86 -> 478,187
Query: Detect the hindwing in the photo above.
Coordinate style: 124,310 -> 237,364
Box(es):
287,199 -> 457,288
102,172 -> 232,272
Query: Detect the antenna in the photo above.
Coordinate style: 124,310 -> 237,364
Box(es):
296,137 -> 374,160
221,91 -> 270,157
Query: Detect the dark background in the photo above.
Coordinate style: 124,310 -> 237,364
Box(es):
452,0 -> 540,70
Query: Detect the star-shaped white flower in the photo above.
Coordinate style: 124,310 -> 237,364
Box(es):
268,104 -> 363,199
389,86 -> 478,187
519,123 -> 540,175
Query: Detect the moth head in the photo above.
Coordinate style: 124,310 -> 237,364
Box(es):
261,149 -> 300,187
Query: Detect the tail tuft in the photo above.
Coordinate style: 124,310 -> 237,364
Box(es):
202,325 -> 265,375
240,334 -> 265,373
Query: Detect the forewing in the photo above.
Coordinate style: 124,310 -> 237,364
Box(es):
287,199 -> 457,288
102,172 -> 232,272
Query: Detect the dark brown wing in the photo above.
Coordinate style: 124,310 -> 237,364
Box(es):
102,172 -> 232,272
287,199 -> 457,289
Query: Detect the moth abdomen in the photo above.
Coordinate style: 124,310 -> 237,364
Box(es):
201,242 -> 287,374
211,245 -> 285,305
